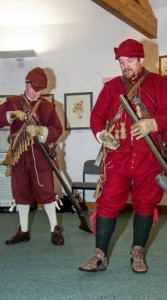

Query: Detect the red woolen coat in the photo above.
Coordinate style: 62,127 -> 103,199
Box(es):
90,68 -> 167,218
0,94 -> 63,205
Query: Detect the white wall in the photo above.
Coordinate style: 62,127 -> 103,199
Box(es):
0,1 -> 167,201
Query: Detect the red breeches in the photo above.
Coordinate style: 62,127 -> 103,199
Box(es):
96,150 -> 163,218
11,161 -> 55,205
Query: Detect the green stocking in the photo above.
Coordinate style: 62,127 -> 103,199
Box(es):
133,213 -> 153,248
96,216 -> 116,256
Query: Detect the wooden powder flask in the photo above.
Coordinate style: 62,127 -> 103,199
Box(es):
5,165 -> 12,177
2,125 -> 33,167
120,122 -> 126,139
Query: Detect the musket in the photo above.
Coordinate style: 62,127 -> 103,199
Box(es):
34,136 -> 92,233
23,108 -> 91,233
119,94 -> 167,193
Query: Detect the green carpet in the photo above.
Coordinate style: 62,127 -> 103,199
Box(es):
0,210 -> 167,300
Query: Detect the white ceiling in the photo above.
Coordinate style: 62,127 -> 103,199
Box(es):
149,0 -> 167,9
0,0 -> 105,27
0,0 -> 166,27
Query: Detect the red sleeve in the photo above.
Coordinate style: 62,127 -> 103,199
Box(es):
90,77 -> 125,138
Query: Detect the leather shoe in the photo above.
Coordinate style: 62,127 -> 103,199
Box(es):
51,225 -> 64,245
130,246 -> 148,273
79,248 -> 107,272
5,226 -> 30,245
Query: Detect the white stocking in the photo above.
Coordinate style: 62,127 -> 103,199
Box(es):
44,202 -> 57,232
17,204 -> 30,232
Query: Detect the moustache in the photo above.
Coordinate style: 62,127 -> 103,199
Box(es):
124,68 -> 132,73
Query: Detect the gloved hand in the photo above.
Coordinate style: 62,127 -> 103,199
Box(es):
98,129 -> 120,150
131,119 -> 157,140
10,110 -> 27,121
26,125 -> 43,137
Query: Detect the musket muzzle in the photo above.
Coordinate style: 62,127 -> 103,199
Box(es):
155,173 -> 167,194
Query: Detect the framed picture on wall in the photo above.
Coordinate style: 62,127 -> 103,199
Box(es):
42,94 -> 54,102
64,92 -> 93,130
159,55 -> 167,76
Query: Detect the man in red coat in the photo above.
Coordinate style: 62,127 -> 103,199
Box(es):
0,67 -> 64,245
79,39 -> 167,273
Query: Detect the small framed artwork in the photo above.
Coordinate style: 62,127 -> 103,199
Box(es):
42,94 -> 54,102
64,92 -> 93,130
159,55 -> 167,76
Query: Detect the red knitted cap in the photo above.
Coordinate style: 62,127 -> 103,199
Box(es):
114,39 -> 145,60
25,67 -> 47,91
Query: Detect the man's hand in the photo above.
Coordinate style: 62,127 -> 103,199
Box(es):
98,129 -> 120,150
26,125 -> 43,137
131,119 -> 157,140
10,110 -> 27,121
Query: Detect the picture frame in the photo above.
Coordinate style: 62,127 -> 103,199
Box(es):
159,55 -> 167,76
42,93 -> 54,102
64,92 -> 93,130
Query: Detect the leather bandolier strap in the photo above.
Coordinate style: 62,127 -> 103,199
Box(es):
94,71 -> 149,166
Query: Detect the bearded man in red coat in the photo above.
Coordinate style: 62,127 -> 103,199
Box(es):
0,67 -> 64,245
79,39 -> 167,273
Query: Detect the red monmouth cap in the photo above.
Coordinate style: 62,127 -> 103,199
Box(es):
114,39 -> 145,60
25,67 -> 47,91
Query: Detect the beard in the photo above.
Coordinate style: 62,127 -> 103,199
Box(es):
122,68 -> 136,79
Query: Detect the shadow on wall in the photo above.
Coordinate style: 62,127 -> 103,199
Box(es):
43,67 -> 71,196
54,143 -> 73,197
44,67 -> 56,91
141,39 -> 159,74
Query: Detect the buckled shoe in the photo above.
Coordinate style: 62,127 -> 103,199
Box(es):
130,246 -> 148,273
5,226 -> 30,245
51,225 -> 64,245
79,248 -> 107,272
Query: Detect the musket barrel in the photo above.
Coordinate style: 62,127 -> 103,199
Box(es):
119,94 -> 167,174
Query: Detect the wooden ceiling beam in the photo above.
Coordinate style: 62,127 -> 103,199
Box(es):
91,0 -> 157,39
